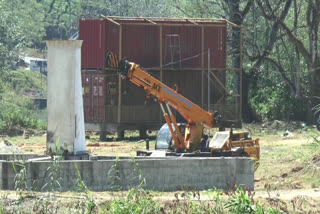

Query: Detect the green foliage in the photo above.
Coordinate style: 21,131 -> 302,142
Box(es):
225,186 -> 281,214
104,188 -> 161,214
225,187 -> 257,214
74,164 -> 97,213
0,69 -> 46,133
249,75 -> 306,121
107,156 -> 122,191
0,90 -> 44,132
41,152 -> 62,191
313,97 -> 320,121
12,161 -> 28,192
0,0 -> 45,68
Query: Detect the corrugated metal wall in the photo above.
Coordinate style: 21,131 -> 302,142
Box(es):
79,19 -> 106,69
102,21 -> 226,68
122,25 -> 160,68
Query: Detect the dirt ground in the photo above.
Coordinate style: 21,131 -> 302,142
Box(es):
1,125 -> 320,211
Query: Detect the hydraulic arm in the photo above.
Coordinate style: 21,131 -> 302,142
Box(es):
119,58 -> 221,151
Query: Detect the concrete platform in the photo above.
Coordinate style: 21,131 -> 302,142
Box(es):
0,154 -> 254,191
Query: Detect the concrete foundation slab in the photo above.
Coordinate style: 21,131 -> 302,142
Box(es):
0,155 -> 254,191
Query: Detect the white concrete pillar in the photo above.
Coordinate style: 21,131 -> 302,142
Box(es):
46,40 -> 85,155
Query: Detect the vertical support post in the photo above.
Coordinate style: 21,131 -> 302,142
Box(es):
201,26 -> 205,108
117,24 -> 122,123
239,26 -> 243,122
159,25 -> 163,123
160,25 -> 163,81
46,40 -> 85,155
208,48 -> 210,111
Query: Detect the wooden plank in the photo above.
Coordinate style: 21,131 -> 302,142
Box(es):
160,25 -> 163,81
117,25 -> 122,123
145,18 -> 157,25
105,16 -> 229,23
105,17 -> 120,26
239,26 -> 243,121
201,26 -> 204,108
119,23 -> 224,27
159,25 -> 163,123
186,19 -> 199,25
226,20 -> 241,28
105,67 -> 241,72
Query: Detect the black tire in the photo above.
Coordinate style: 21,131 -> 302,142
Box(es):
139,129 -> 146,139
99,131 -> 107,142
117,130 -> 125,140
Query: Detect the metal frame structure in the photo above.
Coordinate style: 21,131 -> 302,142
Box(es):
102,16 -> 243,124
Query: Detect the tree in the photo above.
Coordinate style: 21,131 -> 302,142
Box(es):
257,0 -> 320,123
0,0 -> 45,68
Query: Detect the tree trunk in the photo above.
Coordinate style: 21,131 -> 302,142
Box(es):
306,0 -> 320,123
241,72 -> 256,122
228,0 -> 242,105
308,65 -> 320,122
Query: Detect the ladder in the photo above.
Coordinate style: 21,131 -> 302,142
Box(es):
164,34 -> 182,69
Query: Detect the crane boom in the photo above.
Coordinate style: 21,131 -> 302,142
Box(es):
119,58 -> 218,129
119,58 -> 221,151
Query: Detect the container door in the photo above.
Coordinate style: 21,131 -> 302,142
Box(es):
82,71 -> 106,122
82,72 -> 92,121
91,74 -> 105,121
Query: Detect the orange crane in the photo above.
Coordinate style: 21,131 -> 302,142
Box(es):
118,58 -> 260,163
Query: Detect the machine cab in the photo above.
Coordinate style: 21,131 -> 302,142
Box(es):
155,123 -> 186,150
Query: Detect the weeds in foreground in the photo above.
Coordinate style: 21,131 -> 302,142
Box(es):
7,156 -> 318,213
74,163 -> 97,214
104,188 -> 160,214
107,156 -> 122,191
40,155 -> 62,191
41,139 -> 63,191
12,161 -> 28,193
225,187 -> 256,214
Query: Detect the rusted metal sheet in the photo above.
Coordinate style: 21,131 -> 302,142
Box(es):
81,71 -> 106,122
162,26 -> 201,68
204,25 -> 227,68
79,19 -> 106,69
105,21 -> 120,60
104,19 -> 226,69
122,25 -> 160,68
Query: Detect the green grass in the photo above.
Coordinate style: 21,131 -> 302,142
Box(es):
254,128 -> 320,190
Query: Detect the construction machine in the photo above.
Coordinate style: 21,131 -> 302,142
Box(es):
118,58 -> 260,165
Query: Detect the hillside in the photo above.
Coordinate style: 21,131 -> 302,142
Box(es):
0,69 -> 46,135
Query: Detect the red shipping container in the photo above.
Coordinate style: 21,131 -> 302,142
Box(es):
80,18 -> 227,70
79,19 -> 106,69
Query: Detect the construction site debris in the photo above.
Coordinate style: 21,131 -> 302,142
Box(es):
0,140 -> 21,153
